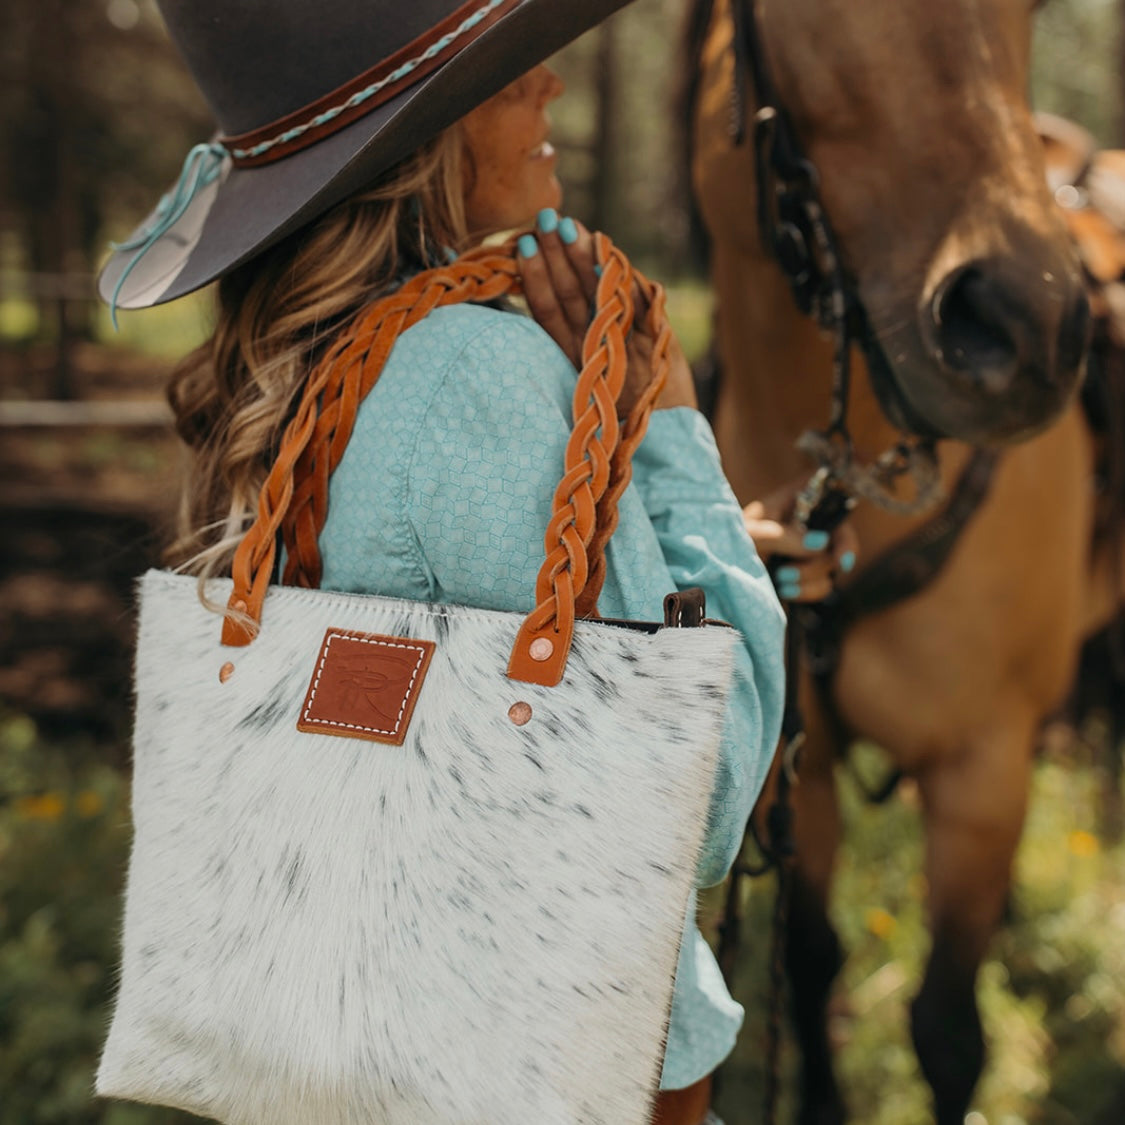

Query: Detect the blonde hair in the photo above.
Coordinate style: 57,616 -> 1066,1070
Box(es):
165,127 -> 469,579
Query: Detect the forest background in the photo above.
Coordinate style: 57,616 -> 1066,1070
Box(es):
1,1 -> 1124,1123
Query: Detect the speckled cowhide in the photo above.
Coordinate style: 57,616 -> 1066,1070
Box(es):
98,569 -> 736,1125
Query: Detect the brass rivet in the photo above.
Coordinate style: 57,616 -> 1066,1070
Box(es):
508,701 -> 533,726
529,637 -> 554,662
231,598 -> 248,615
219,662 -> 235,684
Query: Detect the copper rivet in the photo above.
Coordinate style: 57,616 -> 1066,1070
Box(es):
529,637 -> 554,662
231,598 -> 248,614
219,662 -> 235,684
508,701 -> 533,726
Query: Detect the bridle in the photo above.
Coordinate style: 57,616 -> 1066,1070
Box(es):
717,8 -> 975,1123
729,0 -> 943,523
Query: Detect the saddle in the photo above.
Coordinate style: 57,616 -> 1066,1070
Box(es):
1038,112 -> 1125,343
1037,113 -> 1125,446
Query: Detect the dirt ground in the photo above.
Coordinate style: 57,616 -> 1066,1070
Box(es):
1,343 -> 180,748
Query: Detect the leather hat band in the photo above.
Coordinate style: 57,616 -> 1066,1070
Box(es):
219,0 -> 519,169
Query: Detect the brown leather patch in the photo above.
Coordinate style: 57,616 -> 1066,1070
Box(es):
297,629 -> 435,745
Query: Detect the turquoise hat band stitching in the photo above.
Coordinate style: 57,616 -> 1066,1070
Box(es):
233,0 -> 507,161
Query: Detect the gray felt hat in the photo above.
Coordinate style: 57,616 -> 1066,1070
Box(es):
100,0 -> 634,312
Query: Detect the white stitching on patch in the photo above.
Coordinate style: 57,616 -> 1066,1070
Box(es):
302,632 -> 429,736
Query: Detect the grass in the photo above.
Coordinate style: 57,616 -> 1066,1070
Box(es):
710,747 -> 1125,1125
3,723 -> 1123,1121
0,290 -> 211,363
2,277 -> 713,366
664,280 -> 714,363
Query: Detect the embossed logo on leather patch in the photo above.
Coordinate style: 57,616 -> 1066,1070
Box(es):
298,629 -> 435,745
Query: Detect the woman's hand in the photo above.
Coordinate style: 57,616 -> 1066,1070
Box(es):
743,476 -> 860,603
517,210 -> 695,417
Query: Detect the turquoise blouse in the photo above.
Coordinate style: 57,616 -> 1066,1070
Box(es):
318,302 -> 786,1089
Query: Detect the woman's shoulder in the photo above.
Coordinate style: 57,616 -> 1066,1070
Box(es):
396,301 -> 567,362
382,301 -> 575,414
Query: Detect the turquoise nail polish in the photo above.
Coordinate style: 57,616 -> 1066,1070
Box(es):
840,550 -> 856,574
776,565 -> 801,584
558,216 -> 578,244
517,234 -> 538,258
537,208 -> 559,234
779,582 -> 801,601
803,530 -> 830,551
593,264 -> 603,278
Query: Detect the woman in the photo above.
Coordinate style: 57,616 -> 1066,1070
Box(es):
102,3 -> 813,1121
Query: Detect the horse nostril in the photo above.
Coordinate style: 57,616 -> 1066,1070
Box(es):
931,266 -> 1021,393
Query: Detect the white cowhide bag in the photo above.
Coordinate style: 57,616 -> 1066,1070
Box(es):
97,244 -> 740,1125
97,574 -> 734,1125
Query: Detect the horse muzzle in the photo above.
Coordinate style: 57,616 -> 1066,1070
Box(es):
867,255 -> 1090,445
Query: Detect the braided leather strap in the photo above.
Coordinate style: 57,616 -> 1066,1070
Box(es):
221,233 -> 672,689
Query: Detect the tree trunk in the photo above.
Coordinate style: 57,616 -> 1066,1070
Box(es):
591,19 -> 622,236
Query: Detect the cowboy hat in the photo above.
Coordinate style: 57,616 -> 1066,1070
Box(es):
100,0 -> 634,312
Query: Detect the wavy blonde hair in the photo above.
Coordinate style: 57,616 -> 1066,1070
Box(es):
165,128 -> 469,579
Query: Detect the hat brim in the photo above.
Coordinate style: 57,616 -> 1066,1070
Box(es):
100,0 -> 632,309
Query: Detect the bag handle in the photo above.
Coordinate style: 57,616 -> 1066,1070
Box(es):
221,232 -> 670,688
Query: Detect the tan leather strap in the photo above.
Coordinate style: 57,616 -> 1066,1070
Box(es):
575,269 -> 671,618
222,233 -> 670,689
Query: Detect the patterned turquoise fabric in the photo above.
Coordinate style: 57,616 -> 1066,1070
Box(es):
319,302 -> 786,1089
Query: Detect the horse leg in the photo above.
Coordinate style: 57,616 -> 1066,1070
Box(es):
786,703 -> 847,1125
911,730 -> 1032,1125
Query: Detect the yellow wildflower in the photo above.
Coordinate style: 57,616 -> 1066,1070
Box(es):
1067,830 -> 1099,858
15,792 -> 66,822
75,790 -> 104,817
865,907 -> 897,940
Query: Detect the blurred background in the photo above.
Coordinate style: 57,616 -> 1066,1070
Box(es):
1,1 -> 1124,1122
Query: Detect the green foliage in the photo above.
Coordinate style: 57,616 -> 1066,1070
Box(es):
91,292 -> 213,359
1031,0 -> 1123,144
712,750 -> 1125,1124
0,712 -> 202,1124
2,712 -> 1124,1122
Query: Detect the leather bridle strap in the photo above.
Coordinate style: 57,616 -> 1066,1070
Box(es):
729,0 -> 941,517
730,0 -> 858,433
729,0 -> 781,146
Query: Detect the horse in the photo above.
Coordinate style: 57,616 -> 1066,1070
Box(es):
685,1 -> 1121,1123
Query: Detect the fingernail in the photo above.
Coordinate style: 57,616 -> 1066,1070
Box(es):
779,582 -> 801,601
517,234 -> 538,258
775,565 -> 801,584
840,550 -> 856,574
558,216 -> 578,244
537,208 -> 558,234
593,263 -> 603,278
803,530 -> 830,551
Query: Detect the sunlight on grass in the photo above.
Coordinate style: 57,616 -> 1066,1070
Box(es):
93,291 -> 213,360
4,276 -> 708,367
712,752 -> 1125,1125
0,299 -> 39,340
663,281 -> 714,363
1,289 -> 211,361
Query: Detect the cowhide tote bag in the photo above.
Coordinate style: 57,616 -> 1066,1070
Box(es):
97,238 -> 739,1125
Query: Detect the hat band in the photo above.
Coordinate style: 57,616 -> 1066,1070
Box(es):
219,0 -> 519,169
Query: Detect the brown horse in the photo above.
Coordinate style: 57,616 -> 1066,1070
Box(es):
687,1 -> 1119,1123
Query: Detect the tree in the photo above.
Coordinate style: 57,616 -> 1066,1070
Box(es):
0,0 -> 211,386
